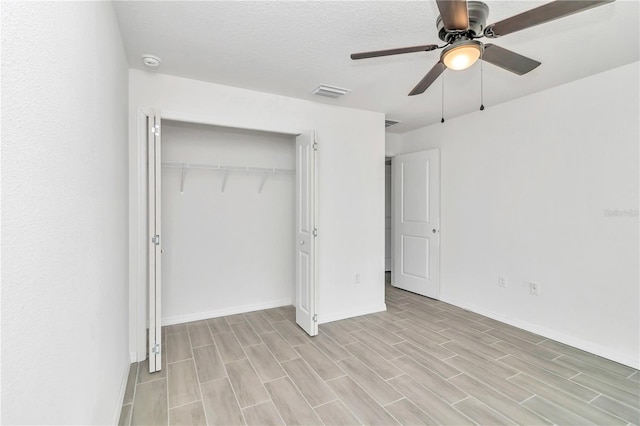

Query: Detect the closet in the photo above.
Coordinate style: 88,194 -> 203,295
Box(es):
145,113 -> 317,372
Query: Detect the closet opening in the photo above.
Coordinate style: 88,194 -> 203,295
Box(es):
144,113 -> 318,372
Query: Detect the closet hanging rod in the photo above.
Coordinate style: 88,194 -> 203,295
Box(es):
161,161 -> 294,174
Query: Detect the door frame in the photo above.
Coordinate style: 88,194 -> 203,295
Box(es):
130,109 -> 319,362
385,158 -> 393,272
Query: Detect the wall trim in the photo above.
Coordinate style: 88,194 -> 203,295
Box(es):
440,296 -> 640,369
319,304 -> 387,324
113,356 -> 131,425
162,298 -> 293,326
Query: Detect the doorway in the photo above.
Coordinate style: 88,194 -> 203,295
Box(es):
391,149 -> 440,299
385,157 -> 392,272
145,111 -> 318,372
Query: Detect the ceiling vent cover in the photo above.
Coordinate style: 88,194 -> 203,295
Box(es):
312,84 -> 351,98
385,119 -> 401,128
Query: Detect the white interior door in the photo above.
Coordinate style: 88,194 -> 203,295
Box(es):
392,149 -> 440,298
148,111 -> 162,372
295,131 -> 318,336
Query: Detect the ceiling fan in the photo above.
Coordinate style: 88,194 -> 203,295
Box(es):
351,0 -> 614,96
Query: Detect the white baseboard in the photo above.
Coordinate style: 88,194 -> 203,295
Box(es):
113,355 -> 131,425
162,298 -> 293,326
440,296 -> 640,369
319,304 -> 387,324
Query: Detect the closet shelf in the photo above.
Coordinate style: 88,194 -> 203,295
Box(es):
161,161 -> 294,194
162,161 -> 294,174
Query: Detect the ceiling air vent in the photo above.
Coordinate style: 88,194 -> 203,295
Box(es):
385,119 -> 401,128
312,84 -> 351,98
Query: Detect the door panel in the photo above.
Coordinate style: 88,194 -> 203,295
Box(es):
402,160 -> 429,223
401,235 -> 429,279
295,131 -> 317,336
392,150 -> 440,298
148,111 -> 162,372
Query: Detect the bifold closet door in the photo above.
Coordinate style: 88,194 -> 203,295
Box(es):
147,111 -> 162,372
295,131 -> 318,336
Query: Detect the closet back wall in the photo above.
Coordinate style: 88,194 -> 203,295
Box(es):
161,120 -> 295,324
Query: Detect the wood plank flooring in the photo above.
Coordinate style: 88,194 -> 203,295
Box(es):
120,275 -> 639,425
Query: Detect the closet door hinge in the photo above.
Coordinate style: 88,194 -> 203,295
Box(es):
154,124 -> 160,137
152,343 -> 160,355
312,142 -> 318,151
151,234 -> 160,245
312,228 -> 318,237
312,314 -> 318,323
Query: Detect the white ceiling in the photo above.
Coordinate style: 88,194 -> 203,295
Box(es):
113,1 -> 639,133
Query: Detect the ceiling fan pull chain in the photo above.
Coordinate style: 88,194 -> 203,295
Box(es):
480,46 -> 485,111
441,72 -> 445,124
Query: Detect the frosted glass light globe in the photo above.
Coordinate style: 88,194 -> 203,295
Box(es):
442,42 -> 481,71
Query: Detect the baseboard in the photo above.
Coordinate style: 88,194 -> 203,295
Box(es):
319,304 -> 387,324
130,352 -> 138,363
440,296 -> 640,369
162,298 -> 293,326
113,355 -> 131,425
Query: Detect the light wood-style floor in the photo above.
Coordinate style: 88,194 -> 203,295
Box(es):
119,276 -> 640,425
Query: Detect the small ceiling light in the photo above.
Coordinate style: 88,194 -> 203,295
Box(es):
141,54 -> 161,68
312,84 -> 351,98
441,41 -> 482,71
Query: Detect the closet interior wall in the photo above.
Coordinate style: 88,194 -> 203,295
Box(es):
161,120 -> 296,325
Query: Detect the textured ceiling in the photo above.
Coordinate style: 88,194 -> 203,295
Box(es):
113,1 -> 639,133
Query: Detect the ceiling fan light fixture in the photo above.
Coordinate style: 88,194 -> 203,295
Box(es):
441,41 -> 482,71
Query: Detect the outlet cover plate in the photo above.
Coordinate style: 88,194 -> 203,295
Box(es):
528,282 -> 540,296
498,276 -> 507,288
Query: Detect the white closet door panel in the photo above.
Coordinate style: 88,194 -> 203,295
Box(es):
295,131 -> 318,336
148,111 -> 162,372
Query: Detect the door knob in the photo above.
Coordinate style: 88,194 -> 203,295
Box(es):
300,240 -> 305,245
432,229 -> 438,233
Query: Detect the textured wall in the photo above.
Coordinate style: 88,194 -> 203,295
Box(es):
129,70 -> 386,360
389,63 -> 640,368
2,2 -> 130,423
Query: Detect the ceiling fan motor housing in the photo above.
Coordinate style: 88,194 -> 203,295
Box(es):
436,1 -> 489,42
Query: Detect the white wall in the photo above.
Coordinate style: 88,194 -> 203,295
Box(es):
388,62 -> 639,368
385,133 -> 402,157
161,121 -> 295,323
2,2 -> 130,424
130,70 -> 386,359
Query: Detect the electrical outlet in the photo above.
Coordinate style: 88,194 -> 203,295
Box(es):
529,282 -> 540,296
498,275 -> 507,288
355,273 -> 360,284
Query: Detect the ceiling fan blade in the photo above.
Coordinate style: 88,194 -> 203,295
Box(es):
436,0 -> 469,31
408,61 -> 446,96
484,0 -> 614,38
482,44 -> 541,75
350,44 -> 439,60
